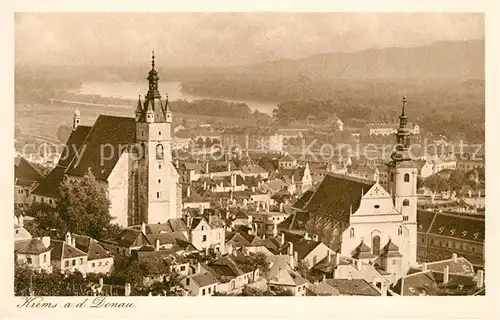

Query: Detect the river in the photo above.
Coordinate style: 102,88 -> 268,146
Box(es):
71,81 -> 277,115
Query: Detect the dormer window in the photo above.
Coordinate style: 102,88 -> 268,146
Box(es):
473,232 -> 479,239
462,231 -> 468,237
450,229 -> 456,236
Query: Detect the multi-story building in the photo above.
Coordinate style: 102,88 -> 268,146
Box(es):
32,54 -> 182,227
280,97 -> 419,275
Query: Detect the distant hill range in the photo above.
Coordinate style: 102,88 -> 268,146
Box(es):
230,39 -> 484,81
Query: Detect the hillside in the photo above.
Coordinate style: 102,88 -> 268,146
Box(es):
233,39 -> 484,81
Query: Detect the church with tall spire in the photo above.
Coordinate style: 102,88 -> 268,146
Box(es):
32,52 -> 182,227
278,96 -> 418,279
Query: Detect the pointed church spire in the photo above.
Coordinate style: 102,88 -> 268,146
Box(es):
151,50 -> 155,69
135,95 -> 142,112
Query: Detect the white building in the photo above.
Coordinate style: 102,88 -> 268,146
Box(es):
32,54 -> 182,227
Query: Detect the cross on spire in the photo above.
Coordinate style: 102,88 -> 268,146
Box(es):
401,96 -> 407,117
151,50 -> 155,68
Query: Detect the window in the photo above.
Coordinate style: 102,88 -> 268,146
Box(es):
43,254 -> 47,263
99,261 -> 102,267
105,261 -> 109,266
180,266 -> 186,271
202,288 -> 206,295
65,260 -> 69,267
392,260 -> 397,265
208,287 -> 211,294
26,257 -> 32,264
390,173 -> 395,182
158,179 -> 161,184
374,205 -> 380,209
186,278 -> 190,286
350,228 -> 355,238
202,235 -> 207,242
157,192 -> 160,199
158,131 -> 162,136
201,226 -> 204,231
116,248 -> 120,253
92,263 -> 95,268
156,144 -> 164,160
404,173 -> 410,182
398,226 -> 403,236
72,260 -> 76,266
403,215 -> 409,221
372,235 -> 381,255
49,199 -> 53,205
15,230 -> 19,234
159,164 -> 162,169
403,199 -> 410,206
79,258 -> 83,265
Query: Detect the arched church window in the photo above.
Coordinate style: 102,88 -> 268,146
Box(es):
398,226 -> 403,236
372,235 -> 381,255
350,228 -> 355,238
404,173 -> 410,182
403,199 -> 410,206
156,144 -> 164,160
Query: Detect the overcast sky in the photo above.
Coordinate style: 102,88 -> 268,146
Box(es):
15,13 -> 484,68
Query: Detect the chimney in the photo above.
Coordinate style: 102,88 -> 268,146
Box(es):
279,202 -> 284,212
335,254 -> 340,266
41,236 -> 51,248
141,222 -> 146,234
452,253 -> 458,262
287,242 -> 294,256
203,181 -> 207,190
293,251 -> 298,268
71,238 -> 76,248
443,265 -> 450,284
155,238 -> 160,251
175,159 -> 179,168
281,233 -> 285,246
252,186 -> 256,193
205,162 -> 209,174
380,282 -> 388,296
124,283 -> 131,296
199,204 -> 204,215
272,223 -> 278,238
186,214 -> 192,229
476,270 -> 484,288
227,244 -> 233,256
186,185 -> 191,197
99,278 -> 104,287
18,214 -> 24,228
327,251 -> 332,263
197,262 -> 201,274
228,162 -> 231,172
304,232 -> 310,240
65,232 -> 72,245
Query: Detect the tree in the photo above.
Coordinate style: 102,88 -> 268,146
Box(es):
270,286 -> 294,296
449,170 -> 465,191
57,168 -> 112,239
247,252 -> 270,272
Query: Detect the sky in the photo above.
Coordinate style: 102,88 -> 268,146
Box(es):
15,13 -> 484,68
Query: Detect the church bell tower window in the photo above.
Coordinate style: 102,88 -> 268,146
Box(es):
156,144 -> 164,160
404,173 -> 410,182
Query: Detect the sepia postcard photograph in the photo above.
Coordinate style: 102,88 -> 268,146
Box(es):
2,1 -> 499,319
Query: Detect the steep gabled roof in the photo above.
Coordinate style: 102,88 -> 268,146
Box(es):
57,125 -> 92,168
294,173 -> 374,221
50,240 -> 87,260
32,165 -> 66,198
65,115 -> 136,181
15,157 -> 44,183
71,233 -> 113,260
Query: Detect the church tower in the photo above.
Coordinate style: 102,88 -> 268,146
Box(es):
72,109 -> 81,131
133,51 -> 179,225
387,96 -> 418,266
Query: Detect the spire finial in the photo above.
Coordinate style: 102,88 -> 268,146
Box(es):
401,96 -> 407,117
151,50 -> 155,68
